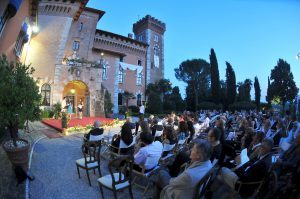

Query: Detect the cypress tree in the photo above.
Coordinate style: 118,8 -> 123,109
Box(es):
254,76 -> 261,110
226,62 -> 236,105
266,76 -> 271,105
210,48 -> 220,104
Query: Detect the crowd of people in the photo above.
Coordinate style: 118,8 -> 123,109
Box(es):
85,110 -> 300,198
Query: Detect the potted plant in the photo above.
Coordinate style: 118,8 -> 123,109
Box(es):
61,112 -> 68,135
0,55 -> 41,172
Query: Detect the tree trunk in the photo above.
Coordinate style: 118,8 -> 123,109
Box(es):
282,101 -> 286,114
193,84 -> 198,112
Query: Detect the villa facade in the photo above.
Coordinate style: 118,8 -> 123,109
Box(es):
0,0 -> 166,116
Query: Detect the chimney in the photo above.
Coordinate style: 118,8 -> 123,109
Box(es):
128,33 -> 133,39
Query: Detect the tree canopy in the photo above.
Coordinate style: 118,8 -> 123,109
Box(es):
254,77 -> 261,110
175,59 -> 210,111
268,59 -> 298,109
210,48 -> 221,104
225,62 -> 236,106
0,55 -> 41,146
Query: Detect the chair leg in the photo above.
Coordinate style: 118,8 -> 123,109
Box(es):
86,170 -> 91,186
76,165 -> 81,178
98,166 -> 102,177
93,169 -> 96,174
143,181 -> 150,195
99,184 -> 105,199
113,190 -> 118,199
129,185 -> 134,199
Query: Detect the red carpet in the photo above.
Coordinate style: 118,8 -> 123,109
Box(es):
42,116 -> 114,133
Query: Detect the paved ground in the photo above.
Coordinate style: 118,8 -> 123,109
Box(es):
28,132 -> 154,199
0,121 -> 47,199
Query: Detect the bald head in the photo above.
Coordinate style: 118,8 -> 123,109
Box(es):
94,120 -> 100,128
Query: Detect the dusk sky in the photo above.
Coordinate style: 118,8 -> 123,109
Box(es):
87,0 -> 300,101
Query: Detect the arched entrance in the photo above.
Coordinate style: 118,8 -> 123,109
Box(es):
63,80 -> 90,117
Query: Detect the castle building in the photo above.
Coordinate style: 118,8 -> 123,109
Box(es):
0,0 -> 166,116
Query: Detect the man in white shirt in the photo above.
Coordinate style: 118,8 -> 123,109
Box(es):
61,97 -> 67,112
139,102 -> 145,115
134,132 -> 163,172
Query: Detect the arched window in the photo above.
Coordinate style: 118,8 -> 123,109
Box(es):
41,84 -> 51,106
118,93 -> 123,105
137,94 -> 141,106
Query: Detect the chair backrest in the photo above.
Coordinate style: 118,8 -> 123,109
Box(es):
89,134 -> 104,141
144,155 -> 161,170
119,136 -> 136,149
240,148 -> 249,165
163,143 -> 176,152
193,167 -> 214,199
109,156 -> 133,188
155,130 -> 164,137
81,140 -> 102,166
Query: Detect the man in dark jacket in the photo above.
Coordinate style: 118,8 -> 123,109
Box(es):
220,138 -> 273,192
85,120 -> 104,141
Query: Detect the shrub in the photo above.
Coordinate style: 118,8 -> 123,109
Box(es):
229,101 -> 256,111
52,102 -> 61,119
61,112 -> 68,128
197,102 -> 223,110
146,92 -> 162,114
128,105 -> 139,113
41,109 -> 49,118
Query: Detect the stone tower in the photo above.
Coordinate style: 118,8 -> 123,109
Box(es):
133,15 -> 166,85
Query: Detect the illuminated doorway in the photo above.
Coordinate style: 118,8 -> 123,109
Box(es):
63,80 -> 90,117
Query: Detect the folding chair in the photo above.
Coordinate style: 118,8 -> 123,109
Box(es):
132,155 -> 161,194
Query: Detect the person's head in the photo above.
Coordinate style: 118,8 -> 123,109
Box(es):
294,133 -> 300,145
140,121 -> 151,133
207,128 -> 221,143
259,138 -> 273,156
94,120 -> 100,128
264,119 -> 271,129
163,126 -> 176,140
140,132 -> 153,145
190,139 -> 212,163
253,131 -> 265,143
121,122 -> 132,134
289,114 -> 297,122
178,121 -> 188,133
153,117 -> 159,125
277,119 -> 285,129
139,115 -> 144,122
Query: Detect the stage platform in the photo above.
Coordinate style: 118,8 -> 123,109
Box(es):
42,116 -> 114,133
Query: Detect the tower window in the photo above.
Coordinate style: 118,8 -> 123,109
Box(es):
138,35 -> 143,42
120,56 -> 123,62
118,69 -> 124,83
154,35 -> 159,42
79,22 -> 83,32
154,46 -> 159,56
0,7 -> 10,36
137,94 -> 141,106
136,73 -> 142,86
118,93 -> 123,105
72,41 -> 80,51
41,84 -> 51,106
102,64 -> 107,80
138,60 -> 142,66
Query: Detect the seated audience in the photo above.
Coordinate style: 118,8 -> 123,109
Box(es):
155,139 -> 213,199
207,127 -> 222,162
275,134 -> 300,175
219,138 -> 273,193
151,117 -> 164,138
111,123 -> 134,155
133,132 -> 163,172
85,120 -> 104,141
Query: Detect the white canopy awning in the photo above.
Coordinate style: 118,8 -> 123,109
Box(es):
119,62 -> 143,74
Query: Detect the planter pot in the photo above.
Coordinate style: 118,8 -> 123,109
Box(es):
2,139 -> 30,172
62,128 -> 68,135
